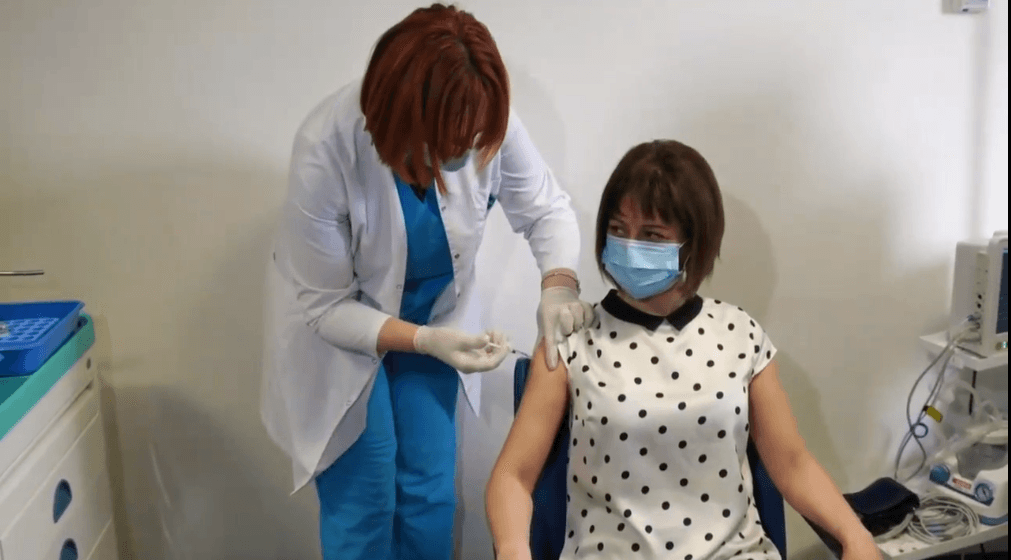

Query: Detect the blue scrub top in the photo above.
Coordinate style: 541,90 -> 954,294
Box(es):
393,174 -> 455,326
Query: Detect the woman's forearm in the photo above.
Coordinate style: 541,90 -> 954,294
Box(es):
775,452 -> 872,549
486,471 -> 534,558
376,316 -> 421,355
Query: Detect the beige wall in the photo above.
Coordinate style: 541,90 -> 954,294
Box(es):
1,1 -> 1007,559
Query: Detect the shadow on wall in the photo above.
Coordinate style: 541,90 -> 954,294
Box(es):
0,156 -> 322,560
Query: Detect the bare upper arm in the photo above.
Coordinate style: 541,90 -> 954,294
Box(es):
748,360 -> 808,479
490,340 -> 570,492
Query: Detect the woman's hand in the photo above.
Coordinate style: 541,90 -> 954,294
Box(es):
841,531 -> 884,560
537,285 -> 594,368
414,326 -> 510,373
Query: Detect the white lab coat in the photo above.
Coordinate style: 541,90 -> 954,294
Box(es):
261,80 -> 581,492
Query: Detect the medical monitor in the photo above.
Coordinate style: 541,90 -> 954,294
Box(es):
950,230 -> 1008,359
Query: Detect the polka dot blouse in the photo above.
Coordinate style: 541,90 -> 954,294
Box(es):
555,290 -> 781,560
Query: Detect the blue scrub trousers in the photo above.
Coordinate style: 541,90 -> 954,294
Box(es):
315,176 -> 459,560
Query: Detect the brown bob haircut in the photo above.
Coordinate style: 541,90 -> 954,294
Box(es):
360,3 -> 510,193
595,140 -> 726,296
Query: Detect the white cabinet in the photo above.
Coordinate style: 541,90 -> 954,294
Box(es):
0,348 -> 118,560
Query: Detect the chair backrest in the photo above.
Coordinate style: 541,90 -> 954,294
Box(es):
513,357 -> 788,560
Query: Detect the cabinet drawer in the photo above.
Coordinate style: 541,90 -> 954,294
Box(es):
1,409 -> 110,560
83,519 -> 116,560
0,384 -> 99,529
37,476 -> 113,560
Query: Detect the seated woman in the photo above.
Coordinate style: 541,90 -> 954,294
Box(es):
485,140 -> 882,560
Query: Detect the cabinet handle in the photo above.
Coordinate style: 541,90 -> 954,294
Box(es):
0,270 -> 44,276
53,479 -> 72,522
60,539 -> 78,560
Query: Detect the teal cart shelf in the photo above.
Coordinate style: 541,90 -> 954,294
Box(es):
0,313 -> 95,442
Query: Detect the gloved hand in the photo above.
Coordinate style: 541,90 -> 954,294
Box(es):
537,286 -> 595,369
414,326 -> 510,373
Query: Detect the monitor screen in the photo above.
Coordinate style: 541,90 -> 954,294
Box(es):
998,248 -> 1008,335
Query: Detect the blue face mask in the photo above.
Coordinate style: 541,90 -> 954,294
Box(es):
602,234 -> 685,300
440,152 -> 470,172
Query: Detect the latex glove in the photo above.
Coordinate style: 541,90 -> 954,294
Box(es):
414,326 -> 510,373
537,286 -> 595,369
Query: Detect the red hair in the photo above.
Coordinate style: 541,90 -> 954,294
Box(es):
361,3 -> 510,193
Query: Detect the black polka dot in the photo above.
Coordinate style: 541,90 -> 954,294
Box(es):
582,365 -> 590,372
717,343 -> 724,350
629,342 -> 637,349
705,533 -> 714,541
573,475 -> 578,482
667,336 -> 674,342
613,361 -> 621,368
723,509 -> 731,518
617,522 -> 625,531
624,509 -> 632,518
656,392 -> 664,399
641,486 -> 649,494
597,543 -> 604,551
698,328 -> 705,335
719,469 -> 728,477
658,425 -> 667,434
601,417 -> 608,425
707,360 -> 715,367
680,478 -> 688,487
729,372 -> 737,378
651,356 -> 659,364
698,416 -> 706,425
631,543 -> 640,552
738,353 -> 746,359
678,402 -> 687,410
686,555 -> 694,560
581,509 -> 588,517
767,350 -> 772,359
575,389 -> 580,397
591,476 -> 597,483
667,542 -> 675,551
671,371 -> 680,380
639,447 -> 648,456
683,517 -> 692,526
597,381 -> 606,387
568,530 -> 575,538
589,438 -> 595,447
588,339 -> 594,345
754,345 -> 760,353
750,320 -> 755,327
686,349 -> 693,356
618,394 -> 626,402
638,409 -> 647,418
700,453 -> 709,463
718,430 -> 727,438
662,501 -> 670,510
604,454 -> 610,463
605,493 -> 611,501
659,463 -> 668,471
735,406 -> 741,414
693,383 -> 702,391
620,432 -> 628,441
587,402 -> 592,410
728,323 -> 735,331
597,350 -> 602,357
635,377 -> 642,384
701,493 -> 710,502
610,331 -> 617,339
716,391 -> 724,399
678,440 -> 687,449
621,471 -> 630,479
739,484 -> 744,493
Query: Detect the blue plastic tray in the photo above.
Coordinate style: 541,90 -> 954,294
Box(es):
0,300 -> 85,376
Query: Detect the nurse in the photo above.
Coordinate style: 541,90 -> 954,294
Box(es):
260,4 -> 593,560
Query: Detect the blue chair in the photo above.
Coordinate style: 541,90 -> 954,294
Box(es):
513,357 -> 788,560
